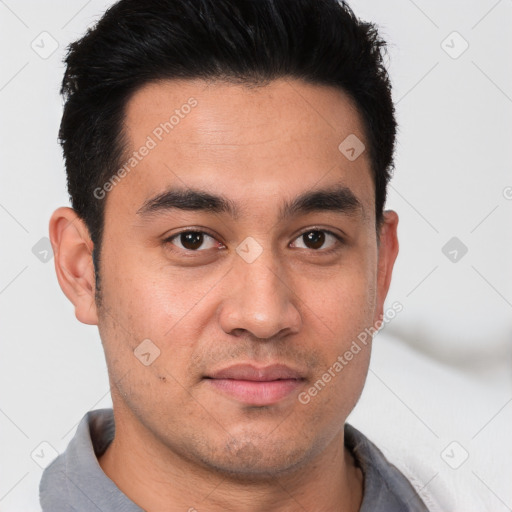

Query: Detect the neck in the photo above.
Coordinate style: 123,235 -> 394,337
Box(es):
98,406 -> 364,512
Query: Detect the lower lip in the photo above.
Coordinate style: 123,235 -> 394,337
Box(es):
206,378 -> 303,405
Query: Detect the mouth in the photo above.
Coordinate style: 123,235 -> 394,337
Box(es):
204,364 -> 306,406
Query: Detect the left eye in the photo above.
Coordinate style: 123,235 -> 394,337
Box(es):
291,230 -> 341,251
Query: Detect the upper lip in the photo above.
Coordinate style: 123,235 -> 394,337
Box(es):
207,364 -> 304,382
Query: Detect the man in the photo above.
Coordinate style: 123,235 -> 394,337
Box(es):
41,0 -> 429,510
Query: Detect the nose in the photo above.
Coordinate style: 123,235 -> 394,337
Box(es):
217,246 -> 302,340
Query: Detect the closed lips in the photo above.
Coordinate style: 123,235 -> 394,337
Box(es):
205,364 -> 305,381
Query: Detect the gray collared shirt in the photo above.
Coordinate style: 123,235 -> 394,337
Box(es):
40,408 -> 429,511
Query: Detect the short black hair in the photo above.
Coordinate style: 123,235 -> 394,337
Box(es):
59,0 -> 396,281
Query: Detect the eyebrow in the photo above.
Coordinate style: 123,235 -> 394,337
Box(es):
136,184 -> 364,222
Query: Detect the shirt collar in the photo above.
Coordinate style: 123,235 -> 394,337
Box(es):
40,408 -> 428,512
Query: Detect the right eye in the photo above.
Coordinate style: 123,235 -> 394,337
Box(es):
163,230 -> 222,252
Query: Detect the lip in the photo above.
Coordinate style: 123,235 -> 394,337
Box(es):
204,364 -> 305,406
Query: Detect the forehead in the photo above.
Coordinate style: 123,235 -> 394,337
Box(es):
107,78 -> 374,223
124,77 -> 366,146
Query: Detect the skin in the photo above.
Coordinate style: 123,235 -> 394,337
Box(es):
49,78 -> 399,512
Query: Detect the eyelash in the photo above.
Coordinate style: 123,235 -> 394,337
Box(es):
163,228 -> 345,255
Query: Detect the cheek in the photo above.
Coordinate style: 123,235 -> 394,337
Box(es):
300,254 -> 377,342
97,249 -> 218,389
101,243 -> 211,336
96,267 -> 198,421
295,252 -> 377,407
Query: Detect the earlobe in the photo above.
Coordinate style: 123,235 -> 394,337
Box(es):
374,210 -> 399,326
49,207 -> 99,325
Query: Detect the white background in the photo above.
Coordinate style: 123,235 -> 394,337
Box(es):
1,1 -> 511,510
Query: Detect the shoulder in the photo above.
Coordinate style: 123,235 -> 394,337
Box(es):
39,408 -> 119,512
345,423 -> 433,512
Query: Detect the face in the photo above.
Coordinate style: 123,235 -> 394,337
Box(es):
56,78 -> 398,477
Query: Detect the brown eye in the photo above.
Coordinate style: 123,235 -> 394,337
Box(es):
291,230 -> 342,251
166,231 -> 218,251
303,231 -> 325,250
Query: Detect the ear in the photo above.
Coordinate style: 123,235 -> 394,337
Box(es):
373,210 -> 399,326
49,207 -> 99,325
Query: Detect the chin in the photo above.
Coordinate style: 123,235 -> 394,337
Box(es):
193,435 -> 318,480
